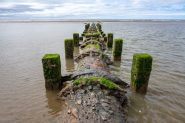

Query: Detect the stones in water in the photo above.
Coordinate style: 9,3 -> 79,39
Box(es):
131,53 -> 153,94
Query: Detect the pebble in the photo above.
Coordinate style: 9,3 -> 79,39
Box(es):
67,109 -> 71,114
77,99 -> 82,105
101,102 -> 109,107
100,111 -> 109,121
88,85 -> 93,90
71,108 -> 78,118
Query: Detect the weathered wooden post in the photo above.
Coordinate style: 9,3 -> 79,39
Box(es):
85,23 -> 90,31
73,33 -> 79,46
65,38 -> 74,58
113,38 -> 123,59
96,23 -> 102,31
131,53 -> 153,94
42,54 -> 61,90
107,33 -> 113,48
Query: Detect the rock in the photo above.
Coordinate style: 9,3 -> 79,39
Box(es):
108,110 -> 114,115
100,111 -> 109,121
71,108 -> 78,119
88,85 -> 93,90
100,99 -> 110,104
68,109 -> 71,114
76,99 -> 82,105
101,102 -> 109,107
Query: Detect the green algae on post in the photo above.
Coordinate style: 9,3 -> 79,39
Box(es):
73,33 -> 79,46
113,38 -> 123,57
107,33 -> 113,48
131,53 -> 153,94
42,54 -> 61,90
65,38 -> 74,58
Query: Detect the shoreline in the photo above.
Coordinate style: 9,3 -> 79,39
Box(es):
0,19 -> 185,23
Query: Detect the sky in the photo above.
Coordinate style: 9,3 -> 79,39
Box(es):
0,0 -> 185,20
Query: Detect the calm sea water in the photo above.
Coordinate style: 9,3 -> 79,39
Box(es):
0,21 -> 185,123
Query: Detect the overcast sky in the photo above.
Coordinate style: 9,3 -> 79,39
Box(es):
0,0 -> 185,19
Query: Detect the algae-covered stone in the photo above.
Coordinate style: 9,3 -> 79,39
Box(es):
107,33 -> 113,48
73,33 -> 79,46
65,38 -> 74,58
113,38 -> 123,57
42,54 -> 61,90
131,53 -> 153,94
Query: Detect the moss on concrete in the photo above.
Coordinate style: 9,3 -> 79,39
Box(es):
113,38 -> 123,57
73,76 -> 119,90
73,33 -> 79,46
107,33 -> 113,48
65,38 -> 74,58
42,54 -> 61,90
131,53 -> 153,94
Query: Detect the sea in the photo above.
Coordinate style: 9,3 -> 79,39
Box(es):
0,20 -> 185,123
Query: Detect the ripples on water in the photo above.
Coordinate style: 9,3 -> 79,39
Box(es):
0,21 -> 185,123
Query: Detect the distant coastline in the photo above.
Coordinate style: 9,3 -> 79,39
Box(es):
0,19 -> 185,23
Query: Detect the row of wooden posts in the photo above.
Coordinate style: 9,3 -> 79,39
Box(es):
42,24 -> 152,94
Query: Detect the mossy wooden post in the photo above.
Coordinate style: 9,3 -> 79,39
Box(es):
131,53 -> 153,94
65,39 -> 74,58
113,38 -> 123,59
42,54 -> 61,90
96,23 -> 102,31
85,23 -> 90,31
73,33 -> 79,46
107,33 -> 113,48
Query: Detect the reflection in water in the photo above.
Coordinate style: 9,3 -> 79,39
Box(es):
45,90 -> 64,116
74,46 -> 80,57
127,93 -> 148,123
113,56 -> 122,61
0,22 -> 185,122
65,58 -> 75,72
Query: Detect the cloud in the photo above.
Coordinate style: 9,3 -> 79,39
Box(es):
0,0 -> 185,19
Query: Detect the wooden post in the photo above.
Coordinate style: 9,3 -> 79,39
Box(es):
73,33 -> 79,46
65,38 -> 74,58
85,23 -> 90,31
42,54 -> 61,90
131,53 -> 153,94
113,38 -> 123,58
107,33 -> 113,48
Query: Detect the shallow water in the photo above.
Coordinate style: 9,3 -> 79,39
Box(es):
0,21 -> 185,123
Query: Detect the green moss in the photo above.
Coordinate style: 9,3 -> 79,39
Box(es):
42,54 -> 60,59
73,33 -> 79,46
85,33 -> 100,38
107,33 -> 113,48
65,38 -> 74,58
84,44 -> 100,50
113,38 -> 123,57
42,54 -> 61,90
73,76 -> 119,90
131,53 -> 153,94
